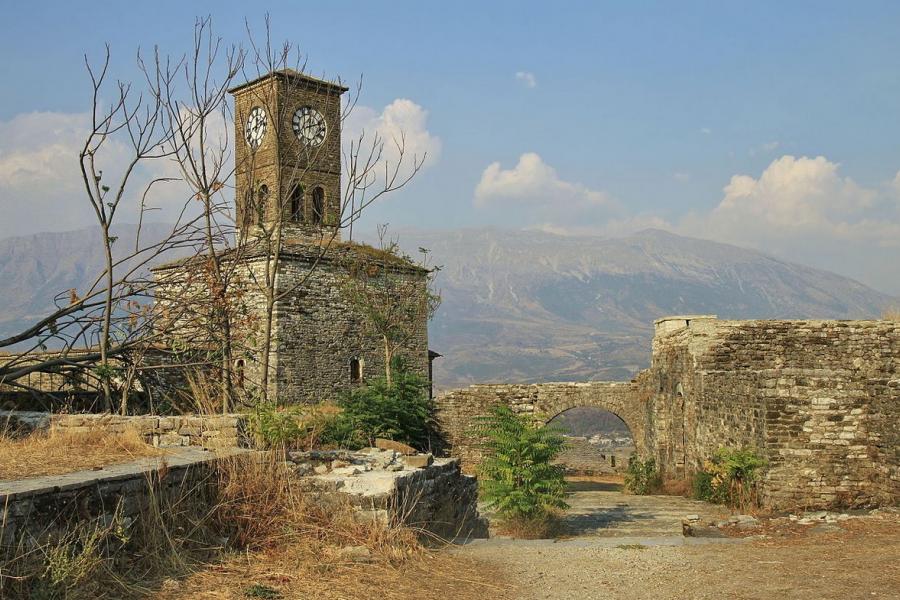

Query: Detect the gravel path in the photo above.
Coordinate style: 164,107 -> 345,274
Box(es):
458,487 -> 900,599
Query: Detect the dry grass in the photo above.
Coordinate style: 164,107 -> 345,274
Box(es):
156,453 -> 515,600
883,306 -> 900,320
0,427 -> 162,480
155,546 -> 514,600
494,511 -> 565,540
1,452 -> 515,599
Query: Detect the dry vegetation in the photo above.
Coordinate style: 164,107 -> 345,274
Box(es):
1,452 -> 514,599
883,306 -> 900,320
0,428 -> 162,480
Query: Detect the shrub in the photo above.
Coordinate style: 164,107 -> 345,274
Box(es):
693,447 -> 767,509
624,456 -> 661,495
248,402 -> 306,449
249,402 -> 342,450
475,405 -> 569,526
320,360 -> 433,450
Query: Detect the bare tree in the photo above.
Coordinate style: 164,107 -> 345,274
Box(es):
340,225 -> 441,385
0,17 -> 429,413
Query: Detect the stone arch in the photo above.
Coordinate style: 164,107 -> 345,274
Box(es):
434,381 -> 648,468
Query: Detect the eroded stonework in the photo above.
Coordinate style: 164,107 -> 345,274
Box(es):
435,316 -> 899,510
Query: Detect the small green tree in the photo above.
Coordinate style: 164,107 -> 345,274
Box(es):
624,456 -> 661,495
321,359 -> 433,449
475,405 -> 569,521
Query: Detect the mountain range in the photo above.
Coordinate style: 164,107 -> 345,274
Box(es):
388,228 -> 895,388
1,226 -> 894,388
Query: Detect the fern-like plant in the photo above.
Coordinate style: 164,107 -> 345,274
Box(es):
475,405 -> 569,521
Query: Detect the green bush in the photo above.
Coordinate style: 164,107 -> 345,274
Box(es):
624,456 -> 661,495
248,402 -> 340,450
475,405 -> 569,522
320,360 -> 433,450
693,447 -> 766,509
249,402 -> 306,449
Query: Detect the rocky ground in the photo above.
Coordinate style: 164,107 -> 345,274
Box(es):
458,483 -> 900,600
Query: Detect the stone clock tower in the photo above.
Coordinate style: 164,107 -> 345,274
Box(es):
229,69 -> 348,244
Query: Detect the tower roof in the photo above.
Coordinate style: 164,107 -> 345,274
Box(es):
228,68 -> 349,95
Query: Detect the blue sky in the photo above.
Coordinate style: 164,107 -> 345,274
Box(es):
1,1 -> 899,293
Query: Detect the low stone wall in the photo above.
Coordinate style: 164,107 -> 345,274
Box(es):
555,437 -> 633,475
0,447 -> 225,554
0,411 -> 250,449
291,448 -> 487,541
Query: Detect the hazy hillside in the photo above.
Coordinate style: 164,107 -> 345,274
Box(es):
0,224 -> 180,338
389,228 -> 895,388
1,226 -> 894,389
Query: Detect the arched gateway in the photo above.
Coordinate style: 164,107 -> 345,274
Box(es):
434,382 -> 646,467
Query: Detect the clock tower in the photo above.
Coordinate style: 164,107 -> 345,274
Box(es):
229,69 -> 348,244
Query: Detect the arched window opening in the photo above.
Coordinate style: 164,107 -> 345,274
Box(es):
675,382 -> 684,397
349,357 -> 363,384
546,406 -> 636,485
311,187 -> 325,225
256,184 -> 270,226
234,359 -> 246,390
289,184 -> 303,222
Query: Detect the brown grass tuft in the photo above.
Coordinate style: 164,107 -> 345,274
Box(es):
882,306 -> 900,321
494,511 -> 564,540
0,428 -> 161,480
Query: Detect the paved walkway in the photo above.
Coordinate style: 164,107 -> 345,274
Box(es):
559,480 -> 728,539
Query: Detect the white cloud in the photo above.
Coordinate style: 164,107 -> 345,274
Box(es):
474,152 -> 628,233
515,71 -> 537,89
673,172 -> 690,183
475,152 -> 614,210
669,155 -> 900,291
0,111 -> 192,240
700,127 -> 712,135
343,98 -> 441,172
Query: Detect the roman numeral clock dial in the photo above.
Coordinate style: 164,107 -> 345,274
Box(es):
292,106 -> 327,146
244,106 -> 267,149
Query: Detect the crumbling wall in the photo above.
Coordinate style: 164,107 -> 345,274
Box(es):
0,448 -> 222,554
648,317 -> 899,509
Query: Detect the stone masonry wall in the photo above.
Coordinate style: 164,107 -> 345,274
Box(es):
152,243 -> 430,405
0,448 -> 223,557
436,317 -> 898,510
434,382 -> 644,469
49,413 -> 249,449
647,317 -> 899,509
274,253 -> 430,404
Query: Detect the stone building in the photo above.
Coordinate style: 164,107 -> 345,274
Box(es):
152,70 -> 433,404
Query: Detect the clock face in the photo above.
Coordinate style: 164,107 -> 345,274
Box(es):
245,106 -> 267,149
292,106 -> 327,146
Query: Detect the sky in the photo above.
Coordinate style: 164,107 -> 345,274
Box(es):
1,1 -> 899,294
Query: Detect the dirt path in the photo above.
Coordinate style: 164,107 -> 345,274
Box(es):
459,485 -> 900,599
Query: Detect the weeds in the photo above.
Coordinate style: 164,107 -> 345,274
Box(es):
624,456 -> 661,495
475,405 -> 568,538
693,447 -> 766,510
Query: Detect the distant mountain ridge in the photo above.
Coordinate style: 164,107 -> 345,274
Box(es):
385,228 -> 895,387
0,225 -> 894,388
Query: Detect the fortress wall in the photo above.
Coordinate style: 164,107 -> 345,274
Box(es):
648,318 -> 899,509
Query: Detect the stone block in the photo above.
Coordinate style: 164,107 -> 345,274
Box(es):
403,454 -> 434,469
